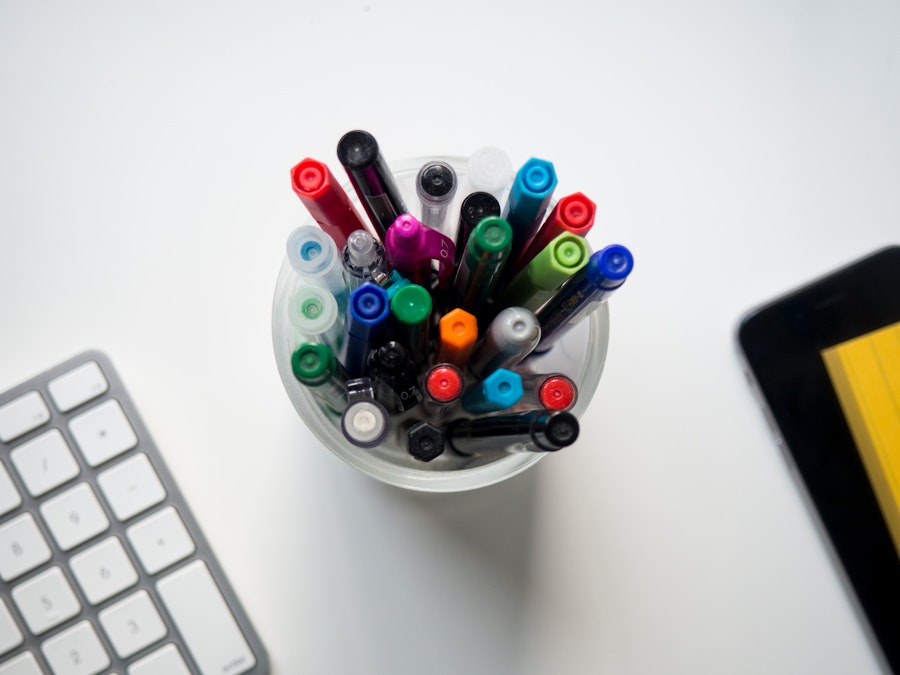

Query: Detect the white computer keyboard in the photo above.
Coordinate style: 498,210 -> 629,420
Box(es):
0,352 -> 268,675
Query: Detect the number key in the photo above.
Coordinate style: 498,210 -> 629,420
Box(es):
0,513 -> 52,583
40,620 -> 110,675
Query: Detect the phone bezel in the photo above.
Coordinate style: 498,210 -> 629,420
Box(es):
738,245 -> 900,673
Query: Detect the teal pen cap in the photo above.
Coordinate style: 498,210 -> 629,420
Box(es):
462,368 -> 524,413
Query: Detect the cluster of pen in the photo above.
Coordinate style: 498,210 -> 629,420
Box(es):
284,130 -> 634,462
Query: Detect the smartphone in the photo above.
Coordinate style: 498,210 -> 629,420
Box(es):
737,245 -> 900,674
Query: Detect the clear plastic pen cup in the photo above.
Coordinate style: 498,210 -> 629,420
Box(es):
272,157 -> 610,492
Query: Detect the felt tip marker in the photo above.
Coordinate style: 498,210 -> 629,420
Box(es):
389,283 -> 432,365
290,157 -> 374,250
368,341 -> 424,413
454,191 -> 502,267
513,192 -> 596,276
287,285 -> 343,356
453,217 -> 513,317
342,229 -> 390,291
469,306 -> 541,378
384,214 -> 456,288
416,160 -> 457,231
287,225 -> 349,313
516,372 -> 578,412
402,420 -> 445,462
421,363 -> 464,419
535,244 -> 634,350
339,282 -> 390,378
500,232 -> 591,313
341,398 -> 391,448
467,147 -> 513,200
291,343 -> 348,415
446,410 -> 580,456
435,308 -> 478,368
337,130 -> 408,239
461,368 -> 524,414
502,157 -> 558,272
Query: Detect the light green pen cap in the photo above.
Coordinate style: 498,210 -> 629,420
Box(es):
288,285 -> 339,334
526,232 -> 590,290
390,283 -> 432,326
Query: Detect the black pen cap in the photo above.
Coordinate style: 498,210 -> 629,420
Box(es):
459,192 -> 501,233
417,161 -> 456,201
336,130 -> 380,168
535,411 -> 580,451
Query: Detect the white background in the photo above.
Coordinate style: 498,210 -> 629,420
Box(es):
1,1 -> 898,673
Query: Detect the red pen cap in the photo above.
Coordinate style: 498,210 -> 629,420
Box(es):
537,375 -> 577,411
290,157 -> 373,250
425,364 -> 464,404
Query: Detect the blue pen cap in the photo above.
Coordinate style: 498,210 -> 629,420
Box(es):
462,368 -> 524,413
507,158 -> 558,223
349,282 -> 390,327
587,244 -> 634,290
287,225 -> 338,276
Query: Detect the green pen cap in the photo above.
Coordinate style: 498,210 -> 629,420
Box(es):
390,283 -> 432,326
527,232 -> 590,290
291,343 -> 337,387
467,217 -> 512,265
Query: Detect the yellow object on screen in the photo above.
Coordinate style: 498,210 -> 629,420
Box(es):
822,321 -> 900,559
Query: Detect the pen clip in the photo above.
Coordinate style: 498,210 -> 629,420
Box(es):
386,214 -> 456,287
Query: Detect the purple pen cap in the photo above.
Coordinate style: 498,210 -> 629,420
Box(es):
389,214 -> 425,252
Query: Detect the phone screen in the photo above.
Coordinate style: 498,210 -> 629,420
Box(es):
822,321 -> 900,561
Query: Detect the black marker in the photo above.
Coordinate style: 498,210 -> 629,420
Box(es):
454,192 -> 501,267
445,410 -> 579,455
403,420 -> 445,462
368,341 -> 423,413
337,130 -> 408,239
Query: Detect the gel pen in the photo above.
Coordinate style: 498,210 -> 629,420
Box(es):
416,160 -> 457,231
454,191 -> 501,267
469,306 -> 541,378
287,285 -> 343,355
339,282 -> 390,378
342,229 -> 390,291
341,377 -> 391,449
446,410 -> 580,455
287,225 -> 349,313
500,232 -> 590,313
291,343 -> 348,415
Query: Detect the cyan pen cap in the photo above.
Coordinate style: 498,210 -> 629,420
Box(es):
462,368 -> 524,413
588,244 -> 634,290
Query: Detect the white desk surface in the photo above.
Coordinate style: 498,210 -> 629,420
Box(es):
2,2 -> 898,673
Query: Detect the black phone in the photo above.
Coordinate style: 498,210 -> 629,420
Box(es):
738,245 -> 900,673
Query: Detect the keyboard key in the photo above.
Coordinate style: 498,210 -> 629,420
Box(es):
68,400 -> 137,467
47,362 -> 108,413
98,590 -> 167,659
156,560 -> 256,675
39,483 -> 110,552
0,651 -> 43,675
126,507 -> 195,575
97,454 -> 166,522
40,620 -> 109,675
11,566 -> 81,636
69,536 -> 138,605
0,514 -> 52,583
0,462 -> 22,518
0,598 -> 24,657
127,643 -> 191,675
9,429 -> 80,498
0,392 -> 50,444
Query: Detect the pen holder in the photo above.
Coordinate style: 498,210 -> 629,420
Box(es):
272,157 -> 609,492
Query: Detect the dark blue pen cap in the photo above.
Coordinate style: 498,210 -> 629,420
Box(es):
587,244 -> 634,288
349,282 -> 390,325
